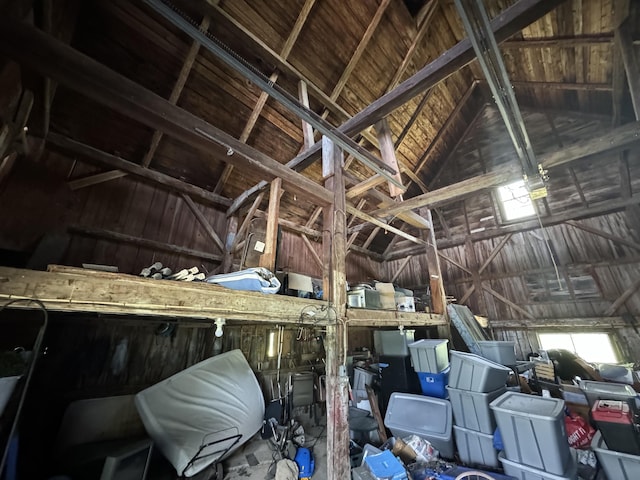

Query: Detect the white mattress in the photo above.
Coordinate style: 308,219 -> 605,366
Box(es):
135,350 -> 264,477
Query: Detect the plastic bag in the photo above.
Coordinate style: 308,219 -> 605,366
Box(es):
565,413 -> 595,449
402,435 -> 438,462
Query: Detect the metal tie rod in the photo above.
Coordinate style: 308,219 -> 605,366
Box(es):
454,0 -> 539,178
145,0 -> 404,189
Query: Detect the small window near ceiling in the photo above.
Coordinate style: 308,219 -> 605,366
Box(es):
497,180 -> 535,221
538,332 -> 618,364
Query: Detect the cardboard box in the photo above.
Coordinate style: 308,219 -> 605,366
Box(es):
375,283 -> 396,310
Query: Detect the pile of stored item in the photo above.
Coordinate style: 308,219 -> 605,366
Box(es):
348,335 -> 640,480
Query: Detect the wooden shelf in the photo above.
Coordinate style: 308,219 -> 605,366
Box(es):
0,265 -> 447,327
346,307 -> 446,327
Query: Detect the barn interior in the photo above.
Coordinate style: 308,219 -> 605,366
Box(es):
1,0 -> 640,479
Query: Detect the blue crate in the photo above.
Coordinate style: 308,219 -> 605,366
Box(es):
417,367 -> 450,399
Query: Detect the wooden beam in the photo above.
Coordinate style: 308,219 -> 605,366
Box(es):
390,255 -> 413,283
212,0 -> 316,194
0,21 -> 333,206
259,178 -> 282,271
459,285 -> 476,305
604,277 -> 640,316
394,89 -> 434,150
222,215 -> 238,273
181,193 -> 225,253
282,0 -> 562,176
321,137 -> 349,480
566,220 -> 640,252
74,15 -> 211,189
491,317 -> 629,329
300,233 -> 323,270
419,208 -> 447,315
413,81 -> 478,181
49,134 -> 231,207
375,118 -> 405,197
346,205 -> 426,247
387,195 -> 640,258
231,192 -> 264,252
345,309 -> 446,327
328,0 -> 391,102
482,284 -> 536,320
478,233 -> 513,274
0,266 -> 330,324
349,244 -> 384,262
298,80 -> 315,149
465,237 -> 487,314
375,120 -> 640,219
479,80 -> 612,92
363,226 -> 381,250
500,34 -> 614,49
386,0 -> 440,92
616,18 -> 640,119
68,225 -> 222,262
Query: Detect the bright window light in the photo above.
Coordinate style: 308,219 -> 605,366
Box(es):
538,332 -> 618,364
497,180 -> 535,221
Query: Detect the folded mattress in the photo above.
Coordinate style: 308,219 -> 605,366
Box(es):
135,350 -> 264,476
205,267 -> 281,294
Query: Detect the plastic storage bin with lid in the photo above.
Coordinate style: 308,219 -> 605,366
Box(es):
449,351 -> 511,393
383,392 -> 454,459
490,392 -> 571,476
453,425 -> 500,468
498,452 -> 577,480
447,386 -> 505,434
477,340 -> 517,365
578,380 -> 639,408
591,430 -> 640,480
408,339 -> 449,373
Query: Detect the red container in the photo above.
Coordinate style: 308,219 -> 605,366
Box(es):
592,400 -> 640,455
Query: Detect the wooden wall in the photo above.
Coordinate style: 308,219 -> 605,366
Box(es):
381,106 -> 640,361
0,149 -> 227,275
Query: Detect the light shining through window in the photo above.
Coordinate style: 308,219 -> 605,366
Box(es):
538,332 -> 618,364
497,180 -> 535,221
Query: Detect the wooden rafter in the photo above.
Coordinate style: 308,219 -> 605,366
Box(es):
390,255 -> 413,283
374,120 -> 640,219
70,15 -> 211,190
0,22 -> 333,206
566,220 -> 640,252
50,134 -> 231,207
181,193 -> 225,253
212,0 -> 316,195
604,277 -> 640,316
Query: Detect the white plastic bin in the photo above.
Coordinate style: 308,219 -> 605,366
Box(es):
499,452 -> 577,480
408,339 -> 449,373
578,380 -> 638,408
591,430 -> 640,480
453,425 -> 499,468
374,330 -> 415,356
448,386 -> 505,434
449,351 -> 511,392
384,392 -> 454,459
490,392 -> 570,475
477,341 -> 516,365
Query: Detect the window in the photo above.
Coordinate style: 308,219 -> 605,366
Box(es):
497,180 -> 535,221
538,332 -> 617,363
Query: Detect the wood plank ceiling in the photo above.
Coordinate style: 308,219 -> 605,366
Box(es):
46,0 -> 623,254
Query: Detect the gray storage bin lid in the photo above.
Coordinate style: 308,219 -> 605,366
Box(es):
579,380 -> 637,399
490,391 -> 565,419
384,392 -> 452,436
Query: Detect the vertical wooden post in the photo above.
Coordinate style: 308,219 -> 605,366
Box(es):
259,177 -> 282,271
222,215 -> 238,273
322,136 -> 350,480
465,236 -> 488,314
418,208 -> 450,338
298,80 -> 315,149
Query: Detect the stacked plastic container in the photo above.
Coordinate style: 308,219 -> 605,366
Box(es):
408,339 -> 450,399
490,392 -> 576,480
447,351 -> 510,469
580,380 -> 640,480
